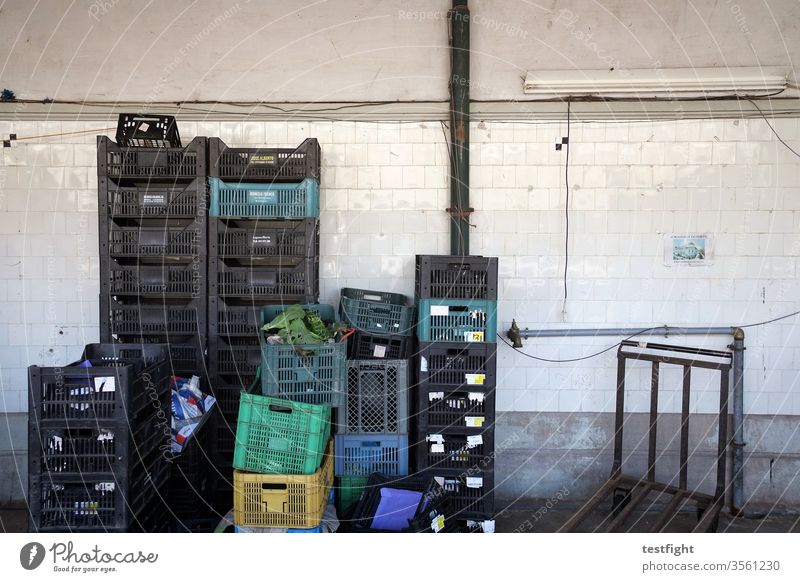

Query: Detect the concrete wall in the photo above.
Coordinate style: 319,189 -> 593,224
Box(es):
0,0 -> 798,102
1,116 -> 799,507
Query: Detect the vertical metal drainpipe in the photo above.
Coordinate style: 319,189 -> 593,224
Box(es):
448,0 -> 472,255
731,327 -> 746,514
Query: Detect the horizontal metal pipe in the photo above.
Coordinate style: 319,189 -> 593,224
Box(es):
516,326 -> 736,339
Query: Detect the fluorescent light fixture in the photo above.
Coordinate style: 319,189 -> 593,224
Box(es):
523,67 -> 789,99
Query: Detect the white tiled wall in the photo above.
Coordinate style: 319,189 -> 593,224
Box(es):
1,117 -> 798,416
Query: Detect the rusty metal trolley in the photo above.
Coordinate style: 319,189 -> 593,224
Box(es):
560,340 -> 732,533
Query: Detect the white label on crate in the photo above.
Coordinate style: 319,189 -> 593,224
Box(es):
468,392 -> 485,402
427,434 -> 445,444
465,373 -> 485,385
431,514 -> 445,533
372,345 -> 387,358
466,435 -> 483,448
94,377 -> 116,393
251,235 -> 274,246
97,431 -> 114,442
430,443 -> 445,453
420,356 -> 428,372
466,477 -> 483,489
482,520 -> 496,533
428,391 -> 444,401
363,294 -> 382,302
138,122 -> 150,132
51,436 -> 63,451
142,193 -> 166,206
430,305 -> 449,316
248,190 -> 277,204
465,331 -> 484,342
465,416 -> 484,428
95,482 -> 115,492
433,476 -> 445,487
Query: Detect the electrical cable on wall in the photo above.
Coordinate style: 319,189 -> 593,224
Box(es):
561,99 -> 572,320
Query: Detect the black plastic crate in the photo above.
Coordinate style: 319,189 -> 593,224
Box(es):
210,258 -> 319,300
116,114 -> 181,148
168,408 -> 215,518
416,342 -> 497,387
208,137 -> 320,182
208,296 -> 266,338
31,418 -> 166,478
102,259 -> 204,298
104,222 -> 205,258
348,332 -> 414,360
416,255 -> 498,300
208,335 -> 261,381
100,176 -> 207,219
98,135 -> 206,182
414,427 -> 496,472
211,218 -> 318,263
107,336 -> 206,378
422,469 -> 495,519
347,473 -> 456,533
415,386 -> 496,431
342,360 -> 410,434
104,297 -> 205,337
208,381 -> 245,417
28,343 -> 170,425
28,448 -> 170,532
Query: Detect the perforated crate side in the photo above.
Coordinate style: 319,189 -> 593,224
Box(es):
98,135 -> 207,182
415,385 -> 496,431
208,177 -> 320,218
333,434 -> 409,476
211,218 -> 319,261
100,176 -> 207,219
415,255 -> 498,300
209,297 -> 265,338
104,297 -> 205,337
413,427 -> 496,472
233,392 -> 331,475
211,258 -> 319,300
416,299 -> 498,343
339,292 -> 415,337
416,342 -> 497,387
422,469 -> 495,519
259,340 -> 347,407
104,223 -> 205,258
342,360 -> 409,434
209,137 -> 320,182
348,332 -> 413,360
103,260 -> 205,298
232,439 -> 333,529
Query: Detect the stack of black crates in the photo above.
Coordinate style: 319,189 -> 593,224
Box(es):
27,344 -> 172,532
97,131 -> 208,378
206,137 -> 321,495
413,255 -> 499,529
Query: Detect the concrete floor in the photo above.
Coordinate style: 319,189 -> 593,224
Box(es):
4,503 -> 798,533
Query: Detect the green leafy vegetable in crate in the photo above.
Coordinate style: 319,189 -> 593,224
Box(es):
262,305 -> 345,345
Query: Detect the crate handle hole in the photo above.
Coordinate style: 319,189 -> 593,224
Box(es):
261,483 -> 288,490
268,404 -> 293,414
360,441 -> 381,447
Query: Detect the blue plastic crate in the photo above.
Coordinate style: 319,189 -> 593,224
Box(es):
209,177 -> 320,218
334,434 -> 409,476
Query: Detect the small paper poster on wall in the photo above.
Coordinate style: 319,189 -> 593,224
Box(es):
664,234 -> 712,266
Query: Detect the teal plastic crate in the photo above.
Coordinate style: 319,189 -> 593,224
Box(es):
416,299 -> 497,343
339,288 -> 415,336
259,338 -> 347,407
233,393 -> 331,475
209,177 -> 320,218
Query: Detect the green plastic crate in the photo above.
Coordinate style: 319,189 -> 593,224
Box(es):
334,475 -> 369,515
233,393 -> 331,475
416,299 -> 498,343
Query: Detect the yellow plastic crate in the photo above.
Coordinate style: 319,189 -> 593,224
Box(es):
233,439 -> 333,529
